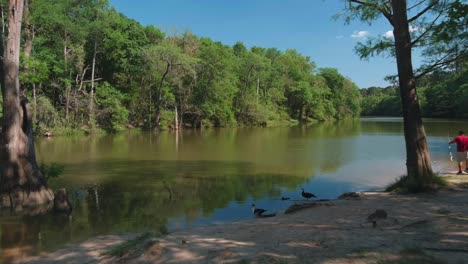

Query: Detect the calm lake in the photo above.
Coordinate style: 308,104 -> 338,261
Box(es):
0,117 -> 464,260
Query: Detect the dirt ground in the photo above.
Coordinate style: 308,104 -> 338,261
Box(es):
19,175 -> 468,264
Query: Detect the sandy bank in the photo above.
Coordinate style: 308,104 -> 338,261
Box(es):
19,175 -> 468,264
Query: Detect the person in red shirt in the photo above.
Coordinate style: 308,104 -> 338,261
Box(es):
449,131 -> 468,174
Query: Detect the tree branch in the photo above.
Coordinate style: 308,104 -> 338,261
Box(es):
82,78 -> 103,83
381,0 -> 392,15
408,0 -> 438,23
407,0 -> 428,11
410,9 -> 444,47
415,52 -> 468,79
350,0 -> 394,26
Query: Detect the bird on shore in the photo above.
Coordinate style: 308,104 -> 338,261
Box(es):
251,204 -> 267,216
251,204 -> 276,218
367,209 -> 388,228
301,188 -> 317,200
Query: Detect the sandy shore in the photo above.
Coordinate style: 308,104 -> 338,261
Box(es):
19,175 -> 468,264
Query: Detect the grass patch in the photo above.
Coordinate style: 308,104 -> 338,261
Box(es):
435,208 -> 451,215
376,247 -> 446,264
352,247 -> 373,255
399,247 -> 425,255
106,228 -> 167,257
377,257 -> 445,264
106,232 -> 156,257
386,174 -> 447,193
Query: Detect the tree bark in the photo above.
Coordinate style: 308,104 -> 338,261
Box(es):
23,0 -> 32,58
0,0 -> 54,208
392,0 -> 433,182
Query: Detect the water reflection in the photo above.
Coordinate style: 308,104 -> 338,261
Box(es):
1,118 -> 464,262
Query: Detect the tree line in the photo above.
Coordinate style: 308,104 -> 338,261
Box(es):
361,64 -> 467,118
0,0 -> 361,134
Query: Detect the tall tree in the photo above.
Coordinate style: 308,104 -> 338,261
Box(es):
142,43 -> 196,128
343,0 -> 467,188
0,0 -> 54,208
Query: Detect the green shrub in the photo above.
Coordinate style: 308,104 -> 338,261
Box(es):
39,162 -> 65,180
34,95 -> 61,133
96,82 -> 129,132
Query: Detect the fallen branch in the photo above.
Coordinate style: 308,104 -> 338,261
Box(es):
399,220 -> 430,229
287,199 -> 331,203
285,202 -> 334,214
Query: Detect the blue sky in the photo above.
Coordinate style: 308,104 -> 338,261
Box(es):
108,0 -> 415,88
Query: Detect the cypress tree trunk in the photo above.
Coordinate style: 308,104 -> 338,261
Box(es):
392,0 -> 433,183
0,0 -> 54,208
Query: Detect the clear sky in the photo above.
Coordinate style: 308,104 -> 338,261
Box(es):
108,0 -> 417,88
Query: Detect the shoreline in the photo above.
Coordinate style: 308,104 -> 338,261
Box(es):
16,174 -> 468,264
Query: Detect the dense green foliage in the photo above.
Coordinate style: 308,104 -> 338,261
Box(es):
5,0 -> 361,134
360,64 -> 467,117
360,86 -> 401,116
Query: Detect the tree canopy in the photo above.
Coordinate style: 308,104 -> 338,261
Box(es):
0,0 -> 362,134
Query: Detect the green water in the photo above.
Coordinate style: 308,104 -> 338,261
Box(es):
0,118 -> 464,261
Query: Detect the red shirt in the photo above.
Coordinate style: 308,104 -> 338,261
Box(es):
450,135 -> 468,152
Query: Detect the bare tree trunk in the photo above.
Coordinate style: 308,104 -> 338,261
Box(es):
65,85 -> 70,121
174,105 -> 178,130
64,33 -> 69,121
0,0 -> 54,208
89,39 -> 97,127
155,62 -> 170,127
256,77 -> 259,103
179,105 -> 183,129
178,93 -> 183,129
392,0 -> 433,182
32,83 -> 36,124
148,88 -> 152,128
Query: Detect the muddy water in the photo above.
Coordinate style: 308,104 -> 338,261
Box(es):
0,118 -> 463,262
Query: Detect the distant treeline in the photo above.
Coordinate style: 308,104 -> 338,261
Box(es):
360,64 -> 467,118
0,0 -> 361,134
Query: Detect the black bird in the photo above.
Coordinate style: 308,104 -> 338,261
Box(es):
301,188 -> 317,200
281,196 -> 290,201
251,204 -> 276,217
251,204 -> 267,216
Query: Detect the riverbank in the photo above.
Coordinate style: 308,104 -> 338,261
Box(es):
17,175 -> 468,264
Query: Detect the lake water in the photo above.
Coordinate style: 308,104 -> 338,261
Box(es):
0,117 -> 465,261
